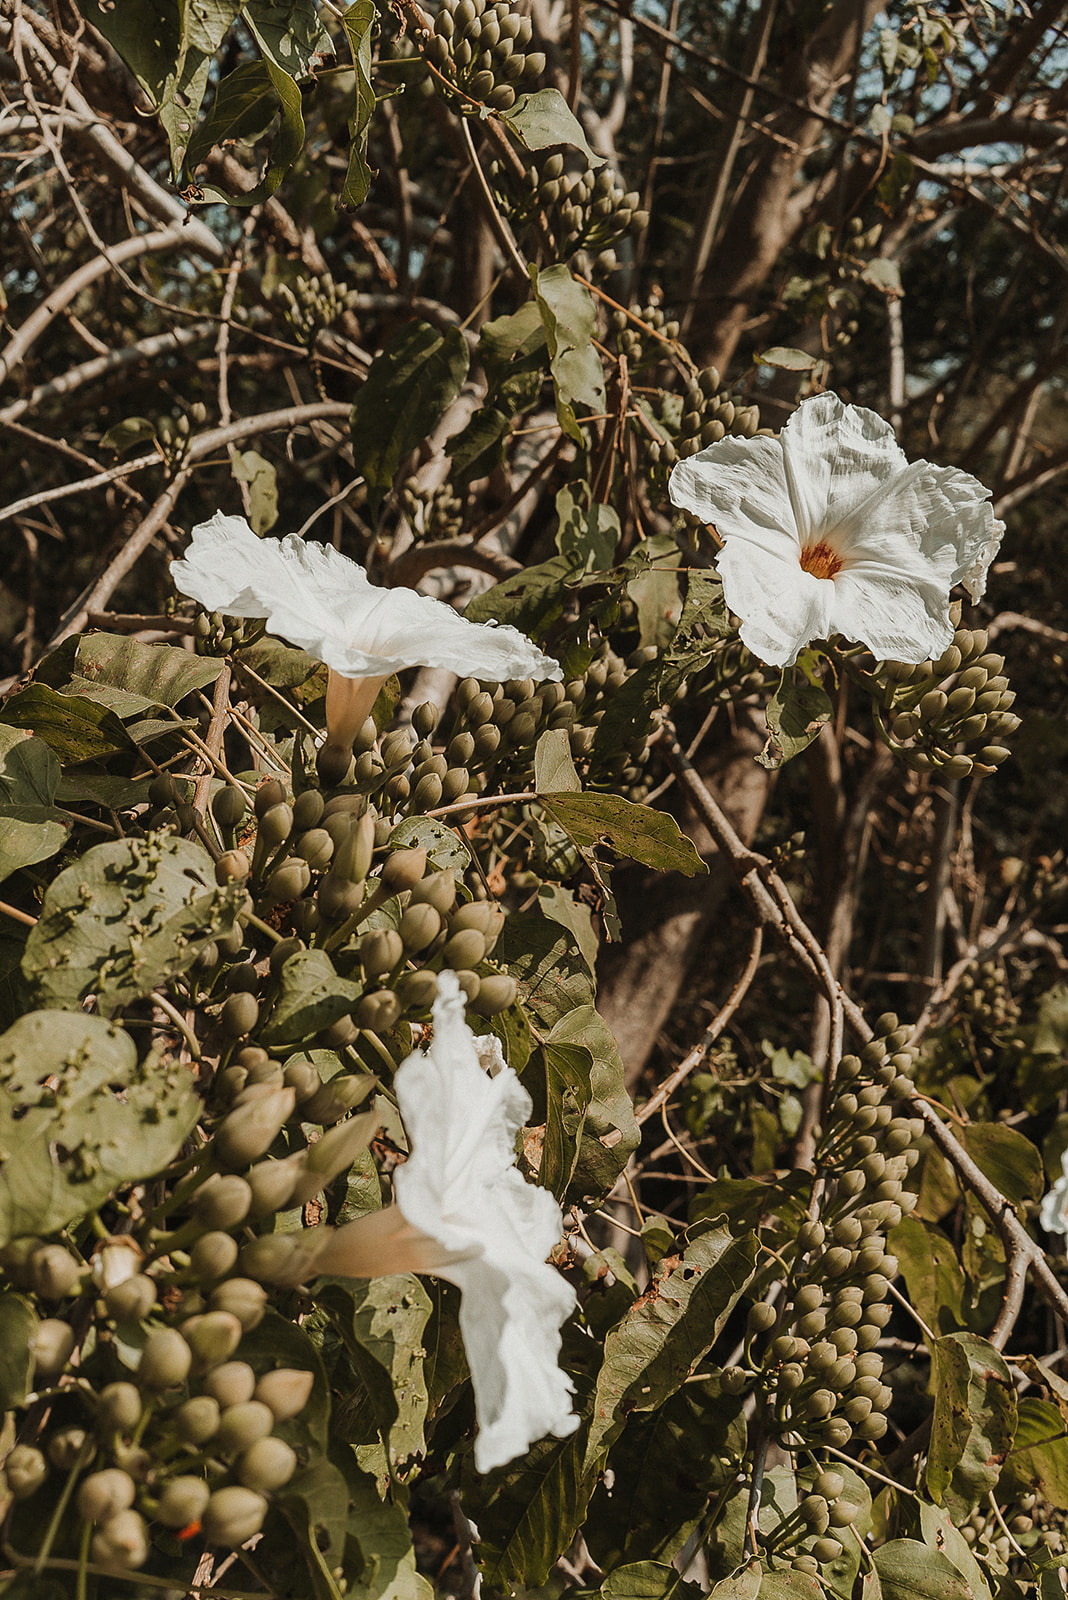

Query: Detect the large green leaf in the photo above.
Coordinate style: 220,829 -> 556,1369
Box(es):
539,790 -> 707,877
873,1540 -> 974,1600
341,1 -> 378,207
351,322 -> 470,517
531,265 -> 605,442
500,88 -> 604,166
916,1505 -> 994,1600
244,0 -> 332,78
890,1215 -> 965,1337
585,1225 -> 758,1468
926,1332 -> 1016,1517
338,1451 -> 433,1600
525,1039 -> 592,1197
548,1004 -> 639,1200
185,60 -> 285,178
320,1276 -> 432,1472
757,675 -> 833,769
475,1425 -> 597,1588
961,1122 -> 1044,1206
494,909 -> 594,1030
71,632 -> 224,708
194,58 -> 307,204
0,1292 -> 38,1409
22,833 -> 245,1014
1,684 -> 133,764
463,553 -> 580,635
259,949 -> 361,1046
0,726 -> 60,805
1001,1397 -> 1068,1509
0,1011 -> 199,1244
0,806 -> 72,885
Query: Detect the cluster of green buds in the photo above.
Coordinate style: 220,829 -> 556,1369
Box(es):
186,610 -> 262,658
423,0 -> 544,113
0,1236 -> 316,1569
400,478 -> 465,542
274,272 -> 358,343
724,1017 -> 922,1569
873,620 -> 1019,776
956,1493 -> 1056,1566
674,368 -> 761,459
490,153 -> 648,273
610,301 -> 679,367
155,402 -> 208,472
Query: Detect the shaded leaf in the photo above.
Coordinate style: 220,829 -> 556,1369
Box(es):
549,1005 -> 639,1200
72,632 -> 224,708
500,88 -> 604,165
586,1226 -> 758,1467
321,1275 -> 432,1470
341,1 -> 378,207
917,1505 -> 994,1600
99,416 -> 157,453
926,1332 -> 1016,1517
495,909 -> 594,1029
0,685 -> 133,764
0,727 -> 60,807
758,677 -> 833,769
873,1539 -> 974,1600
1001,1397 -> 1068,1509
245,0 -> 332,78
22,833 -> 245,1014
531,265 -> 605,442
539,791 -> 707,876
527,1040 -> 592,1196
961,1122 -> 1044,1206
463,553 -> 579,635
0,1012 -> 198,1244
260,949 -> 360,1046
0,1292 -> 37,1409
891,1215 -> 965,1337
351,321 -> 469,517
476,1425 -> 597,1588
0,806 -> 72,885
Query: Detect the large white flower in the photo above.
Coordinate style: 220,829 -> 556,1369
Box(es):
242,973 -> 578,1474
668,392 -> 1004,668
171,513 -> 562,753
1040,1149 -> 1068,1236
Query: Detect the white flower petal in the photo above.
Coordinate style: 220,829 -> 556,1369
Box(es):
1040,1151 -> 1068,1235
171,512 -> 562,684
391,973 -> 578,1473
668,394 -> 1004,666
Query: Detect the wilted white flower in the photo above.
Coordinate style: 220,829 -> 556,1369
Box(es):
242,973 -> 578,1474
668,392 -> 1004,668
1040,1150 -> 1068,1235
171,513 -> 562,754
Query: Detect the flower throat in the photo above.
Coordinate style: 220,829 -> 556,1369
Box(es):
799,540 -> 845,580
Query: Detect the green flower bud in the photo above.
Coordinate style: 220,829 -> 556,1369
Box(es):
203,1485 -> 269,1546
98,1382 -> 142,1433
254,780 -> 287,819
854,1412 -> 888,1440
797,1220 -> 825,1251
214,1399 -> 274,1457
185,1310 -> 244,1371
362,927 -> 405,975
400,904 -> 442,953
220,991 -> 260,1040
301,1076 -> 375,1128
803,1388 -> 836,1419
799,1495 -> 829,1532
828,1499 -> 861,1528
822,1247 -> 854,1277
216,849 -> 251,885
193,1173 -> 253,1230
5,1444 -> 48,1499
210,1278 -> 268,1331
204,1360 -> 256,1407
237,1435 -> 298,1492
215,1087 -> 296,1168
30,1244 -> 83,1300
811,1537 -> 843,1564
77,1467 -> 136,1523
748,1302 -> 777,1336
472,974 -> 518,1015
410,869 -> 457,913
139,1327 -> 192,1391
105,1274 -> 158,1323
246,1154 -> 302,1216
156,1474 -> 211,1530
258,803 -> 294,847
398,970 -> 439,1010
796,1311 -> 827,1340
173,1395 -> 220,1445
318,872 -> 365,920
265,858 -> 311,903
32,1317 -> 76,1378
48,1427 -> 88,1469
254,1366 -> 315,1422
357,990 -> 402,1032
441,927 -> 487,969
91,1508 -> 149,1570
382,847 -> 427,891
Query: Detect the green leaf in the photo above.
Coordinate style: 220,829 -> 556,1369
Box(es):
232,448 -> 279,534
476,1426 -> 598,1588
600,1564 -> 704,1600
239,1308 -> 332,1450
351,321 -> 469,517
757,676 -> 833,769
500,88 -> 604,165
531,265 -> 606,442
873,1540 -> 974,1600
890,1215 -> 965,1337
0,1292 -> 37,1409
337,1450 -> 433,1600
628,564 -> 683,649
463,553 -> 579,635
22,833 -> 245,1014
0,727 -> 60,806
99,416 -> 157,453
260,949 -> 361,1046
528,1040 -> 592,1196
534,729 -> 581,794
184,59 -> 280,173
72,632 -> 224,708
549,1005 -> 639,1199
754,347 -> 819,370
0,684 -> 133,764
926,1332 -> 1017,1517
192,58 -> 307,204
321,1276 -> 432,1470
585,1379 -> 746,1569
341,0 -> 378,207
386,816 -> 472,872
555,487 -> 621,573
0,806 -> 72,885
961,1122 -> 1044,1206
760,1575 -> 826,1600
245,0 -> 333,78
916,1505 -> 994,1600
585,1225 -> 758,1468
0,1012 -> 198,1244
495,909 -> 593,1030
539,791 -> 707,877
1003,1398 -> 1068,1509
1033,985 -> 1068,1055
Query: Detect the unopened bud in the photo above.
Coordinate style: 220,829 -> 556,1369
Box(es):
237,1435 -> 298,1492
98,1381 -> 142,1433
172,1395 -> 221,1445
202,1484 -> 269,1546
214,1399 -> 274,1456
204,1360 -> 256,1407
254,1366 -> 315,1421
91,1508 -> 149,1571
32,1317 -> 76,1378
30,1245 -> 83,1300
77,1467 -> 136,1524
210,1277 -> 268,1331
138,1327 -> 192,1391
193,1173 -> 253,1230
4,1444 -> 48,1499
215,1087 -> 296,1168
156,1474 -> 211,1530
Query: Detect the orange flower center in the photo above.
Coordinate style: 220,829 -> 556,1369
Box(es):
799,540 -> 844,580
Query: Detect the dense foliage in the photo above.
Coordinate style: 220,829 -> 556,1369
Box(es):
2,1 -> 1068,1598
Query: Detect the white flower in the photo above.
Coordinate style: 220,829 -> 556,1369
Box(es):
170,513 -> 562,752
1040,1149 -> 1068,1235
243,973 -> 578,1474
668,392 -> 1004,668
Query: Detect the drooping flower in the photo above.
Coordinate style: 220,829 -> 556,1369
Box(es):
170,513 -> 562,757
242,973 -> 578,1474
1040,1149 -> 1068,1235
668,392 -> 1004,668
